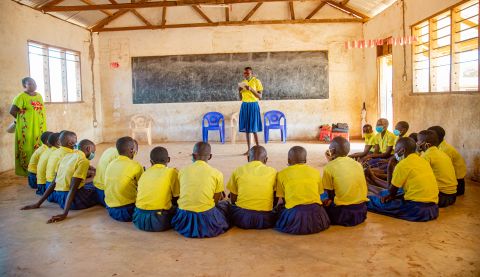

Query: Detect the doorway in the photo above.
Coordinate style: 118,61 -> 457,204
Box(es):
378,54 -> 393,130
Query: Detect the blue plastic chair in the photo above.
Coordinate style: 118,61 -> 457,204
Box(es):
202,112 -> 225,144
264,110 -> 287,143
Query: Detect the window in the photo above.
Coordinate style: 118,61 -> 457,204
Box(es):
412,0 -> 478,93
28,41 -> 82,102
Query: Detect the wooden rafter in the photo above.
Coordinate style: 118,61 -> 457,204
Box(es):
100,18 -> 362,31
305,1 -> 326,19
80,0 -> 113,16
37,0 -> 64,9
41,0 -> 319,12
161,7 -> 167,27
225,6 -> 230,22
131,9 -> 153,26
98,18 -> 362,31
289,1 -> 295,20
90,0 -> 148,31
324,0 -> 369,19
341,0 -> 350,5
243,3 -> 263,21
192,5 -> 213,23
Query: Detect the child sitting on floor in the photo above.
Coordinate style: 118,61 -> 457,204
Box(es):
322,137 -> 368,226
367,137 -> 439,222
226,145 -> 277,229
417,130 -> 457,208
104,136 -> 144,222
21,140 -> 98,223
349,124 -> 375,161
27,131 -> 52,189
92,146 -> 119,207
275,146 -> 330,235
428,126 -> 467,196
35,133 -> 60,195
172,142 -> 229,238
44,131 -> 77,194
133,146 -> 179,232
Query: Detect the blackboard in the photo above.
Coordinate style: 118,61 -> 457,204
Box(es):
132,51 -> 328,104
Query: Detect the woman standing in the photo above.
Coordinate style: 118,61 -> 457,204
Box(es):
238,67 -> 263,155
9,77 -> 47,176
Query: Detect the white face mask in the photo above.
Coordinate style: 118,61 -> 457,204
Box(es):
394,152 -> 405,162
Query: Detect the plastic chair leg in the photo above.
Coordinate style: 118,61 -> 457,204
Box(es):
147,130 -> 152,145
264,127 -> 269,143
202,128 -> 207,143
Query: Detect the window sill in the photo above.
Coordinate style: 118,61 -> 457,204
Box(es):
44,101 -> 85,104
409,91 -> 479,96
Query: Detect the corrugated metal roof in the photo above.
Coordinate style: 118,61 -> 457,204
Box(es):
12,0 -> 397,30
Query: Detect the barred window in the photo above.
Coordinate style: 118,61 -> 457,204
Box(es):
412,0 -> 478,93
28,41 -> 82,102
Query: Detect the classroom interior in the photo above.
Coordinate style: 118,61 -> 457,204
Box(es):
1,0 -> 479,275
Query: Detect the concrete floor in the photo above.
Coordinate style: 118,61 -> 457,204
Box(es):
1,141 -> 479,276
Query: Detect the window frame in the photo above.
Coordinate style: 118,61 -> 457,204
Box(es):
410,0 -> 479,95
27,40 -> 84,104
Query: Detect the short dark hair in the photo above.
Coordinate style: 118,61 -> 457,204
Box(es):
396,121 -> 409,130
244,67 -> 252,71
419,130 -> 440,147
48,133 -> 60,146
396,137 -> 417,154
59,131 -> 77,146
116,136 -> 135,156
408,133 -> 418,142
150,147 -> 169,164
428,126 -> 446,142
22,77 -> 35,87
78,139 -> 95,150
40,131 -> 53,144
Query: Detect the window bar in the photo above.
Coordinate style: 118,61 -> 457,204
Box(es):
43,46 -> 51,102
61,50 -> 68,102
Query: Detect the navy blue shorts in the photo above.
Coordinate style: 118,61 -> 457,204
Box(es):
27,172 -> 37,189
230,205 -> 276,229
107,203 -> 136,222
367,195 -> 438,222
324,202 -> 367,227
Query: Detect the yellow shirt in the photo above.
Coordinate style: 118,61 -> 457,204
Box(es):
364,133 -> 376,153
226,161 -> 277,211
28,144 -> 47,173
438,141 -> 467,179
240,77 -> 263,103
46,147 -> 75,182
104,156 -> 144,207
276,164 -> 322,209
55,151 -> 90,192
322,157 -> 368,206
391,154 -> 439,203
36,147 -> 55,184
176,161 -> 224,213
421,147 -> 458,195
374,130 -> 396,154
135,164 -> 179,210
93,147 -> 119,190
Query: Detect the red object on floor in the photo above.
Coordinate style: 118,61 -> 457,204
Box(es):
331,131 -> 350,141
318,125 -> 331,142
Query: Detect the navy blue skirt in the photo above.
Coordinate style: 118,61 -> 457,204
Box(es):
96,188 -> 106,207
107,203 -> 136,222
367,195 -> 438,222
49,183 -> 98,210
133,207 -> 176,232
275,203 -> 330,235
324,202 -> 367,227
230,205 -> 276,229
239,102 -> 262,133
457,178 -> 465,196
36,184 -> 46,196
438,192 -> 456,208
28,172 -> 37,189
172,206 -> 230,238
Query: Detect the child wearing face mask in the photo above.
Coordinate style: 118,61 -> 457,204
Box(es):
104,136 -> 144,222
21,139 -> 99,224
366,137 -> 439,222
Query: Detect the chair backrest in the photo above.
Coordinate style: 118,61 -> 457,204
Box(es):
203,112 -> 224,127
264,110 -> 285,125
130,114 -> 153,129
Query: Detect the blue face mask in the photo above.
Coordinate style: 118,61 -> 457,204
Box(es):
376,126 -> 384,133
393,129 -> 401,136
73,143 -> 79,150
394,151 -> 405,162
88,152 -> 95,160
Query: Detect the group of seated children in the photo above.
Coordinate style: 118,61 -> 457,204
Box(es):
349,119 -> 466,222
21,120 -> 466,237
21,132 -> 371,238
